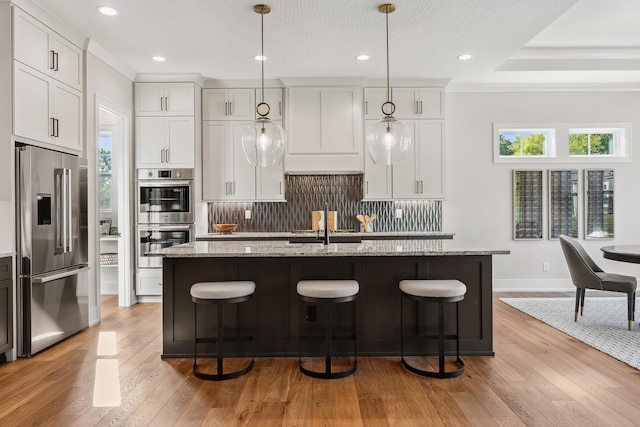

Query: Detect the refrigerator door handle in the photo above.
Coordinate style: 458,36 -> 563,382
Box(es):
54,168 -> 65,254
32,265 -> 90,284
66,168 -> 73,253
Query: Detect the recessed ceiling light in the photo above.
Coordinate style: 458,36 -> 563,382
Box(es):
254,55 -> 267,61
356,54 -> 370,61
97,6 -> 117,16
457,54 -> 472,61
152,56 -> 166,62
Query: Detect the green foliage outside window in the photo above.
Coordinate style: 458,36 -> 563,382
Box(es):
499,133 -> 545,156
569,133 -> 612,155
99,148 -> 112,210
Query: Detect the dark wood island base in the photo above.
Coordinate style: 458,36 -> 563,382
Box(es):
158,241 -> 507,359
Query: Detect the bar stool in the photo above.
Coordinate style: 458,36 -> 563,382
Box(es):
297,280 -> 359,379
399,279 -> 466,379
190,281 -> 255,381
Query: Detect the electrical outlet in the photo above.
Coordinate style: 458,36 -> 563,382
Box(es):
543,262 -> 550,272
306,305 -> 317,321
244,209 -> 252,220
395,208 -> 403,219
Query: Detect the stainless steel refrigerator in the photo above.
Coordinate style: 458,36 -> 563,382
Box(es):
16,145 -> 89,357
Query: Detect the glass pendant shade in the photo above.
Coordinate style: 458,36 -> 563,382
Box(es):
367,116 -> 411,165
242,118 -> 286,167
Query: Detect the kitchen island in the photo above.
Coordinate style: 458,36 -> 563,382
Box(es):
151,240 -> 509,358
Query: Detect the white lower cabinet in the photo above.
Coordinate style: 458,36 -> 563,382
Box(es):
136,116 -> 195,168
137,269 -> 163,296
13,61 -> 82,152
364,119 -> 444,200
202,121 -> 284,201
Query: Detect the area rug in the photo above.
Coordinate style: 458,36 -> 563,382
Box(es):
499,297 -> 640,370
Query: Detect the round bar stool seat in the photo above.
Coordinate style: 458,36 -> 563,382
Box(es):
297,280 -> 359,379
399,279 -> 466,379
190,281 -> 255,381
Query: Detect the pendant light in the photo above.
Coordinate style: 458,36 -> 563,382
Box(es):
367,4 -> 411,165
242,4 -> 286,168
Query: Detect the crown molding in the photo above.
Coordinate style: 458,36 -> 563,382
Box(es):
86,39 -> 137,81
135,73 -> 205,86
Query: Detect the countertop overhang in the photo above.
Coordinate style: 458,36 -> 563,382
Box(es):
148,240 -> 509,258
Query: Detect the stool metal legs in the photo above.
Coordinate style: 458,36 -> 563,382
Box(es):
401,293 -> 464,379
299,297 -> 357,379
193,298 -> 253,381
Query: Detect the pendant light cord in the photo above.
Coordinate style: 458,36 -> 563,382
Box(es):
260,8 -> 265,104
385,5 -> 390,103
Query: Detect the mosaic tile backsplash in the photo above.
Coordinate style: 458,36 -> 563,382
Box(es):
208,174 -> 441,232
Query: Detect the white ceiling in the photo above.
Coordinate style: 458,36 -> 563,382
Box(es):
29,0 -> 640,90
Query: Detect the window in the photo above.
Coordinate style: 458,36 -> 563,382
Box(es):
494,125 -> 555,163
99,132 -> 113,211
494,122 -> 631,163
569,127 -> 627,158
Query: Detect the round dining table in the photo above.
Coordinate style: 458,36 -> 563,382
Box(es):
600,245 -> 640,264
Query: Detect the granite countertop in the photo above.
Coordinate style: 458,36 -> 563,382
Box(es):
196,231 -> 455,240
148,240 -> 509,258
0,252 -> 15,258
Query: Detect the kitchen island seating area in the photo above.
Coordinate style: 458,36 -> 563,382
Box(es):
190,281 -> 255,381
156,240 -> 507,362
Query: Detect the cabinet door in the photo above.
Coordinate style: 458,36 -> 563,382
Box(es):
0,257 -> 12,354
166,117 -> 195,167
51,81 -> 82,152
260,88 -> 283,120
392,88 -> 419,119
136,117 -> 166,167
13,8 -> 50,75
228,89 -> 255,120
229,122 -> 256,200
363,88 -> 389,120
417,89 -> 444,119
13,62 -> 51,144
49,34 -> 82,90
202,121 -> 229,200
256,119 -> 284,201
164,83 -> 195,116
418,120 -> 445,198
136,84 -> 167,116
392,120 -> 420,199
363,139 -> 393,200
202,89 -> 228,120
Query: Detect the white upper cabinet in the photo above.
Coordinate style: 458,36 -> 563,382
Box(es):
286,86 -> 363,172
135,83 -> 195,116
256,88 -> 284,121
13,7 -> 82,91
14,62 -> 82,152
201,120 -> 284,201
136,116 -> 195,168
392,88 -> 444,119
202,89 -> 255,121
364,87 -> 444,120
363,119 -> 445,200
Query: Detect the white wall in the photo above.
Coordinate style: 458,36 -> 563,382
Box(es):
85,51 -> 134,322
446,91 -> 640,291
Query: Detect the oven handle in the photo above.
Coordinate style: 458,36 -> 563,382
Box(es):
138,224 -> 193,232
138,180 -> 193,187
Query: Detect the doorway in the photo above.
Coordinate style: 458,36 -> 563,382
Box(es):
97,101 -> 133,306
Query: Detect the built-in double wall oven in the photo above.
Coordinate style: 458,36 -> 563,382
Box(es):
136,168 -> 194,269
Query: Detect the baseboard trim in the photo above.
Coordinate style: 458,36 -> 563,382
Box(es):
493,278 -> 574,292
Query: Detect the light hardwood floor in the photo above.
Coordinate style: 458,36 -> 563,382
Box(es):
1,293 -> 639,426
